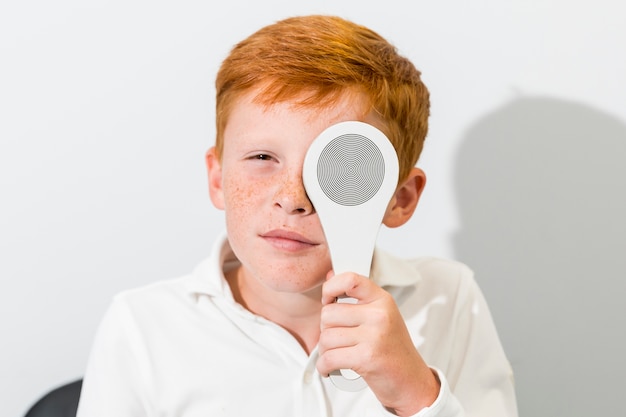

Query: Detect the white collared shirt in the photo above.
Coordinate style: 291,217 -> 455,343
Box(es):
77,234 -> 517,417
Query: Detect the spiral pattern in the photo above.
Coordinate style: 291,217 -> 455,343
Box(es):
317,134 -> 385,206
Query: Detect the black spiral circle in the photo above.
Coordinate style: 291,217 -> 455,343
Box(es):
317,134 -> 385,206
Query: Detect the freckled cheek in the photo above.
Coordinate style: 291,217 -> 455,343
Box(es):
222,177 -> 273,218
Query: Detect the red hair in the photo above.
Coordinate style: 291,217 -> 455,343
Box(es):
215,15 -> 430,181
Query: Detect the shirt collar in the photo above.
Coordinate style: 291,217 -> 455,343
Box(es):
184,231 -> 236,299
184,232 -> 422,298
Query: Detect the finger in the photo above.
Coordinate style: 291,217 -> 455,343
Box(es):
316,343 -> 371,378
317,326 -> 359,354
320,302 -> 367,329
321,272 -> 379,304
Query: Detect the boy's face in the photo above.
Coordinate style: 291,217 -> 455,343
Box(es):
206,89 -> 387,296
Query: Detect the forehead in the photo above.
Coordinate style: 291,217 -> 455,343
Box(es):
223,87 -> 385,143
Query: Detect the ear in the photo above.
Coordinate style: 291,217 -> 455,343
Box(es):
382,167 -> 426,228
205,147 -> 225,210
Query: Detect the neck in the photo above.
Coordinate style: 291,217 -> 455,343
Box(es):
226,266 -> 322,354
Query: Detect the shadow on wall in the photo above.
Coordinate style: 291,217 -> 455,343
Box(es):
453,97 -> 626,417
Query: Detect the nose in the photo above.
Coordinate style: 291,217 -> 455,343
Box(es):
273,171 -> 314,215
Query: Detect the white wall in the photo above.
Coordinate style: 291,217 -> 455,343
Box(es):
2,1 -> 624,416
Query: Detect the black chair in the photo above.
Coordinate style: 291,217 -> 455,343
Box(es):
24,379 -> 83,417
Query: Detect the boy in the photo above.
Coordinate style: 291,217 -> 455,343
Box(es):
77,15 -> 517,417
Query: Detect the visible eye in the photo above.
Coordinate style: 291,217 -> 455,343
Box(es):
251,154 -> 274,161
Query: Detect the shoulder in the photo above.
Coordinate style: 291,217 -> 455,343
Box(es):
102,273 -> 198,330
373,248 -> 475,290
412,256 -> 476,289
109,253 -> 220,306
411,256 -> 481,307
373,249 -> 485,317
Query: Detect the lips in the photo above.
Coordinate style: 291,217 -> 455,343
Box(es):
260,229 -> 318,250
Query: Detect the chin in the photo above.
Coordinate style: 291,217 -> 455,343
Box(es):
257,271 -> 326,295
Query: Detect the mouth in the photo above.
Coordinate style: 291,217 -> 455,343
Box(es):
260,229 -> 319,251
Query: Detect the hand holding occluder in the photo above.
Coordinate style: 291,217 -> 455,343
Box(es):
317,271 -> 441,416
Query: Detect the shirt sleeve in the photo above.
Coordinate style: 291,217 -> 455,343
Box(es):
441,267 -> 518,417
372,367 -> 463,417
76,297 -> 150,417
411,368 -> 463,417
391,263 -> 518,417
